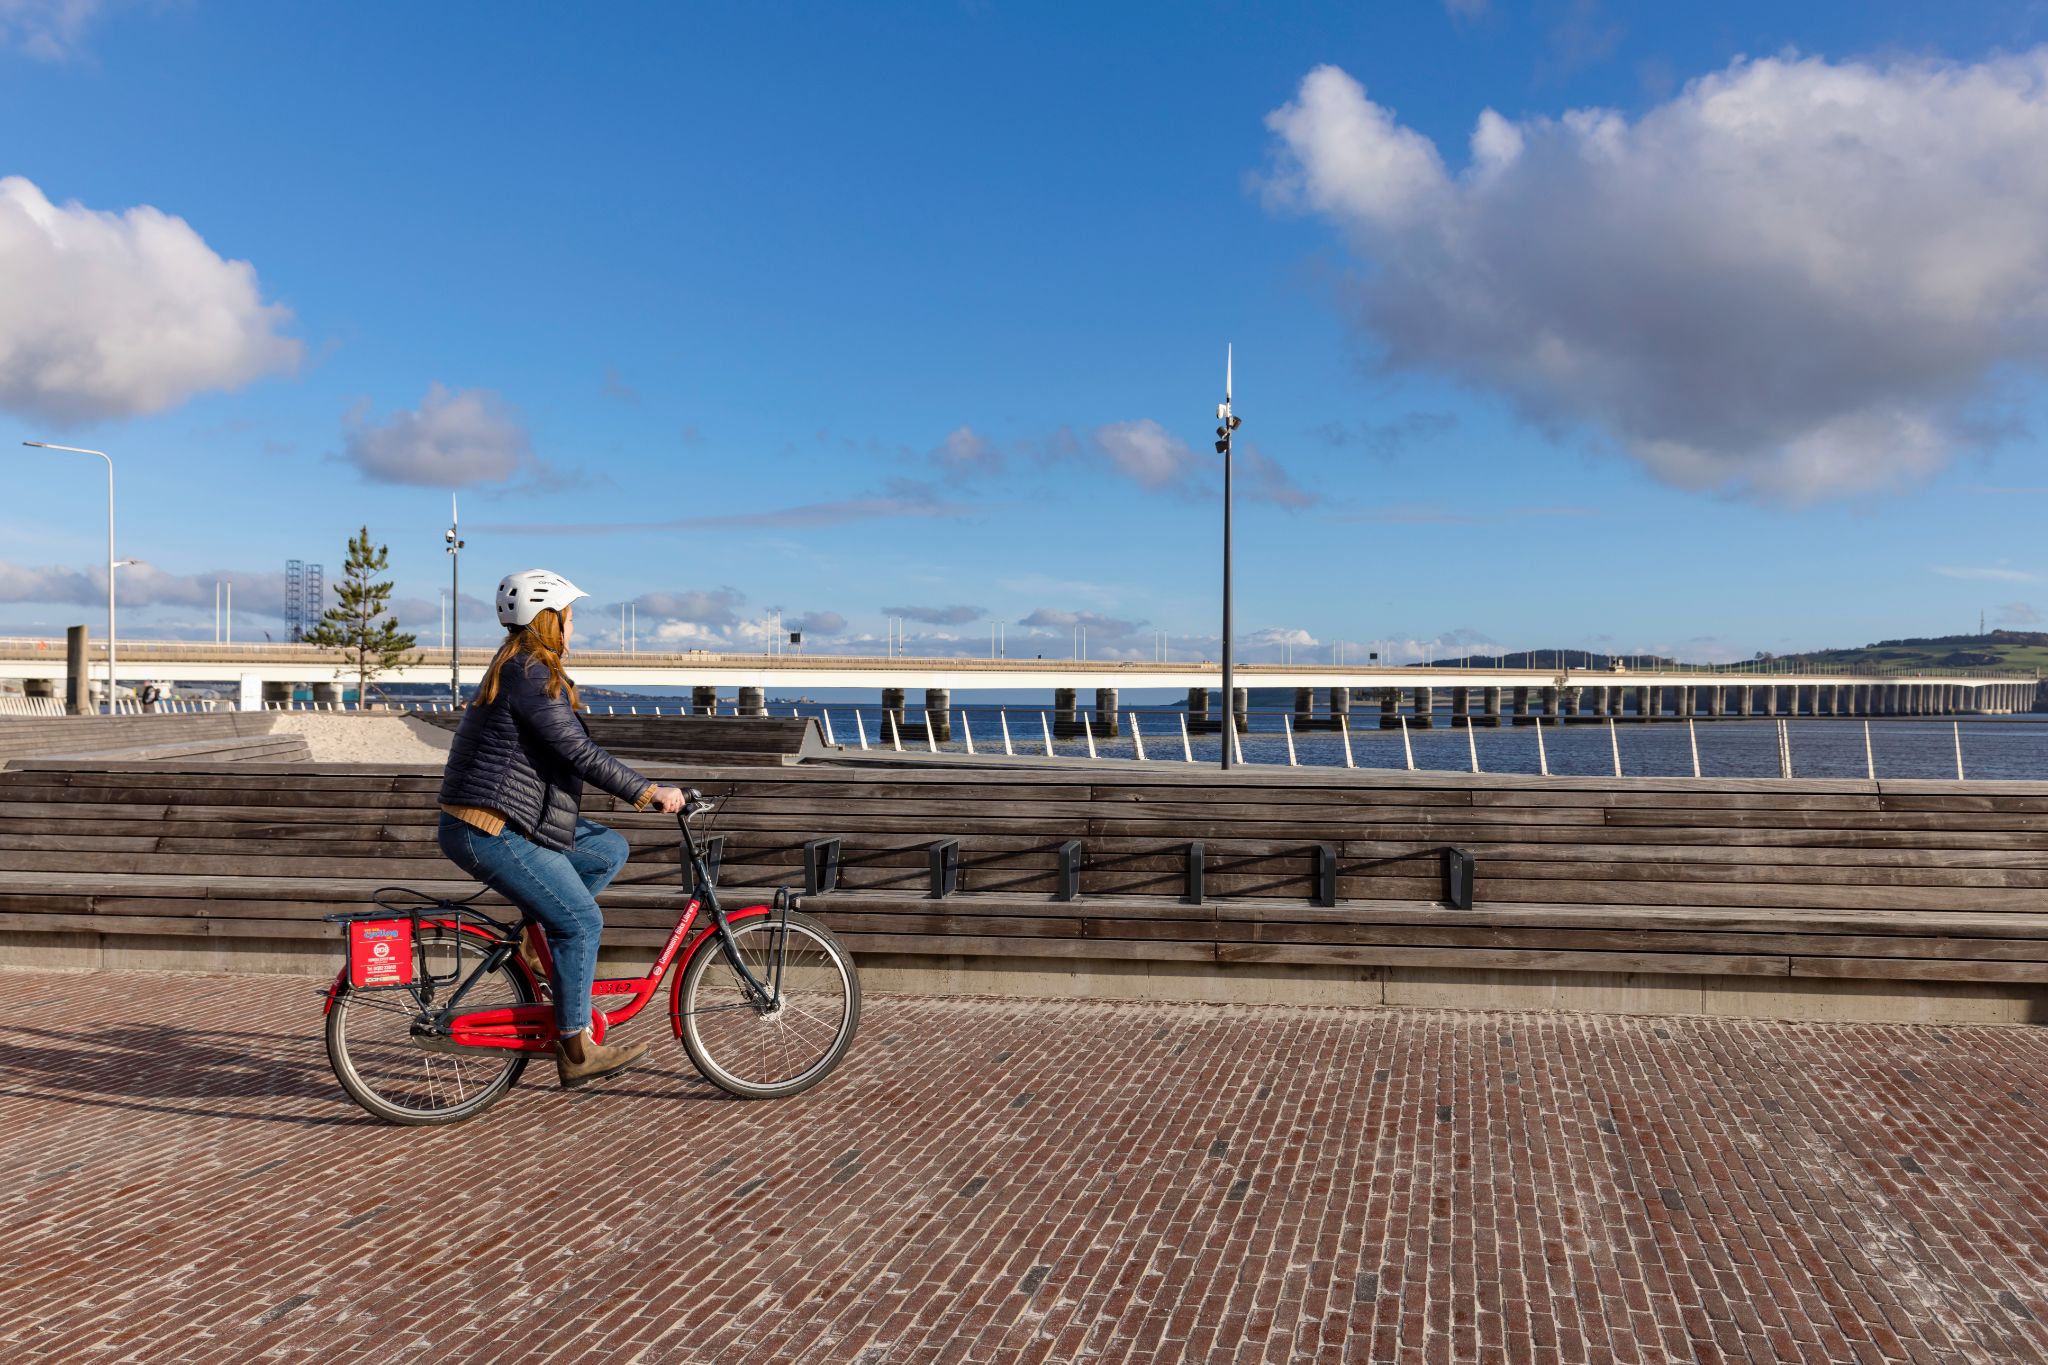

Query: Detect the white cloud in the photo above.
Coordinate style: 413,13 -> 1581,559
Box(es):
787,610 -> 846,637
929,426 -> 1004,481
340,384 -> 536,487
1997,602 -> 2041,626
1237,445 -> 1318,508
1091,420 -> 1202,490
1247,626 -> 1320,648
1259,52 -> 2048,502
882,603 -> 986,626
0,176 -> 300,423
1933,565 -> 2036,583
1018,607 -> 1143,638
0,0 -> 100,61
0,558 -> 288,613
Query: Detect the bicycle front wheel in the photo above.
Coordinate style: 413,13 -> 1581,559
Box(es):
326,926 -> 535,1126
677,910 -> 860,1099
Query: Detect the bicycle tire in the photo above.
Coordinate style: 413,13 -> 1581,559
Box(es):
326,925 -> 535,1126
677,910 -> 860,1100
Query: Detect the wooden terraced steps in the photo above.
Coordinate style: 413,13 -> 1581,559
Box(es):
410,712 -> 833,765
0,714 -> 308,766
2,760 -> 2046,1005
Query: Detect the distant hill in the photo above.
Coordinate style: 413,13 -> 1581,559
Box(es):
1752,631 -> 2048,673
1420,634 -> 2047,673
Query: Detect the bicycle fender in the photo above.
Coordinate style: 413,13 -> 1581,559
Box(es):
667,905 -> 775,1039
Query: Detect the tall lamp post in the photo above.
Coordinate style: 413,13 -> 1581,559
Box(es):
1214,348 -> 1240,770
444,495 -> 464,706
23,441 -> 116,712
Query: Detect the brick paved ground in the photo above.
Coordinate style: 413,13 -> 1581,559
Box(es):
2,971 -> 2046,1364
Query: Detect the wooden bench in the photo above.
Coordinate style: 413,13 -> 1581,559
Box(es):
1,761 -> 2045,1016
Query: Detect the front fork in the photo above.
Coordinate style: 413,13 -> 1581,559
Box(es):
710,887 -> 792,1010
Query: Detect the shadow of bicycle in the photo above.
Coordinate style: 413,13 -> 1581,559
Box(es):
0,1016 -> 380,1128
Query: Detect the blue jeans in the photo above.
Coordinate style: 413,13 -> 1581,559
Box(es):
437,813 -> 630,1036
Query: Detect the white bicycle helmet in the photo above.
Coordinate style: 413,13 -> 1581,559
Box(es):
496,569 -> 589,627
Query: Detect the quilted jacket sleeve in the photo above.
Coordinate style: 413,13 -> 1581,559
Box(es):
504,660 -> 653,805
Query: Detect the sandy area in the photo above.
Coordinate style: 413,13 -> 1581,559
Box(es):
268,713 -> 453,765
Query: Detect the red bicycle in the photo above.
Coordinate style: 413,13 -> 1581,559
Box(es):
321,790 -> 861,1125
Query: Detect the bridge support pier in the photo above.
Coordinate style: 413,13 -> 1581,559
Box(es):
24,678 -> 55,702
882,688 -> 907,736
1542,687 -> 1561,724
261,681 -> 294,708
924,688 -> 952,741
691,685 -> 716,715
1636,685 -> 1652,720
1186,687 -> 1210,732
1450,687 -> 1470,726
1511,687 -> 1529,725
1739,687 -> 1755,719
1294,689 -> 1315,732
313,682 -> 344,709
1380,688 -> 1400,730
1592,688 -> 1611,718
1484,687 -> 1503,727
1232,688 -> 1249,735
1329,687 -> 1351,731
738,685 -> 766,718
1412,686 -> 1435,728
1094,688 -> 1119,738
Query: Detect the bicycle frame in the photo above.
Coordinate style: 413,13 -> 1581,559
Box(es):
325,800 -> 790,1055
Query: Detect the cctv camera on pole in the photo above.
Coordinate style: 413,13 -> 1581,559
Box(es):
1216,346 -> 1241,770
445,495 -> 464,706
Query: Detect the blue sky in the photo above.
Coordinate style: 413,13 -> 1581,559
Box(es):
3,0 -> 2047,664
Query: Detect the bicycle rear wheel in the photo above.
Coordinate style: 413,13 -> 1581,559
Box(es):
326,925 -> 535,1126
677,910 -> 860,1099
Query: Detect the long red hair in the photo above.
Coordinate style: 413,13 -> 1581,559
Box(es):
477,607 -> 579,710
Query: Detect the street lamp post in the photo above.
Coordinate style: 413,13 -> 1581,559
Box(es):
1214,347 -> 1240,770
445,495 -> 464,707
23,441 -> 116,712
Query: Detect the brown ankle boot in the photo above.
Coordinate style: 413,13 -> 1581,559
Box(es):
555,1030 -> 650,1089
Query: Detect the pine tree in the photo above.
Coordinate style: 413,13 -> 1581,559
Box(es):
304,526 -> 418,706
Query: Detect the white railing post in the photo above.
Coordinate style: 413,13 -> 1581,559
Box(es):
855,711 -> 870,751
1954,721 -> 1965,781
889,711 -> 903,752
1000,709 -> 1014,757
1399,714 -> 1414,771
1082,713 -> 1097,759
1041,712 -> 1055,758
1179,712 -> 1194,763
1863,720 -> 1874,780
1687,717 -> 1701,778
1231,715 -> 1244,766
821,710 -> 836,746
1129,713 -> 1146,761
960,710 -> 975,756
1535,716 -> 1549,777
1608,718 -> 1622,778
1282,713 -> 1298,766
1466,715 -> 1479,774
923,711 -> 937,754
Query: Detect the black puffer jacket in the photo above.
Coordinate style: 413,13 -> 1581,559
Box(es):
437,656 -> 652,853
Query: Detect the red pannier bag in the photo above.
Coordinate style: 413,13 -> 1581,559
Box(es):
347,918 -> 415,989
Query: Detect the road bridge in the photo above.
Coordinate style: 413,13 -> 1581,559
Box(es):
0,636 -> 2036,722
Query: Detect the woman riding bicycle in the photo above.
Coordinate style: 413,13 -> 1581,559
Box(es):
437,569 -> 687,1089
